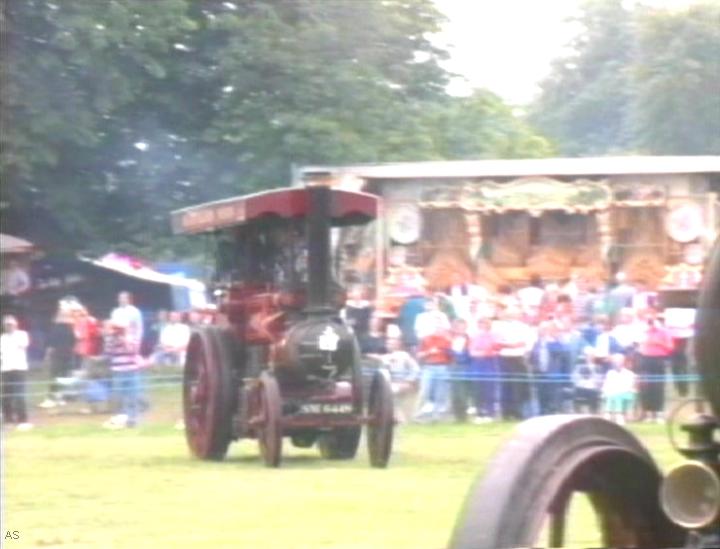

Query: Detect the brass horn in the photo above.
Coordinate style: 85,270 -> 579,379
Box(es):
660,460 -> 720,529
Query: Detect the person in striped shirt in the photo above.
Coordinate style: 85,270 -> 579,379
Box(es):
102,320 -> 143,429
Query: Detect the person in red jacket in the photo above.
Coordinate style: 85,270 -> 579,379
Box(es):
71,303 -> 101,369
414,318 -> 452,422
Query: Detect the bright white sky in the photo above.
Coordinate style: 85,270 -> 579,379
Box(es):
434,0 -> 702,105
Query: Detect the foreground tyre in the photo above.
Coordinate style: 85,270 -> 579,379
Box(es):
257,371 -> 283,468
367,369 -> 394,468
183,328 -> 236,460
449,415 -> 685,549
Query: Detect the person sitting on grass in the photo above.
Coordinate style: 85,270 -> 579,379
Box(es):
601,353 -> 637,425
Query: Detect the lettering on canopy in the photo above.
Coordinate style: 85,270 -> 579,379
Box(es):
420,177 -> 612,215
174,199 -> 247,233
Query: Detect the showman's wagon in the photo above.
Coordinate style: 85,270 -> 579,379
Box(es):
171,184 -> 394,468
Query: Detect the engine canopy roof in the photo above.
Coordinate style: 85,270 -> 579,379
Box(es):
172,186 -> 378,235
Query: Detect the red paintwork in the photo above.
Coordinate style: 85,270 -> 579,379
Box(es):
172,187 -> 378,235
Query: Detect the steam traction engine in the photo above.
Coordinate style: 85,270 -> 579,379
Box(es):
171,185 -> 394,468
450,239 -> 720,549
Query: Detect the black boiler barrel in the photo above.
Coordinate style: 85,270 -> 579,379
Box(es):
306,185 -> 333,314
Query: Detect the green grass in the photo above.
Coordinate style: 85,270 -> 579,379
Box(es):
3,388 -> 683,549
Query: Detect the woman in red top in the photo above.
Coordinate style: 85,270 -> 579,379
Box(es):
414,319 -> 452,422
72,304 -> 101,369
636,309 -> 674,422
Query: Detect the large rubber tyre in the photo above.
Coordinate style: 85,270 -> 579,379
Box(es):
257,371 -> 283,468
367,369 -> 394,468
696,238 -> 720,418
450,415 -> 685,549
318,343 -> 363,460
183,328 -> 237,460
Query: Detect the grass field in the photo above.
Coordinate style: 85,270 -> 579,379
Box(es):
2,384 -> 681,549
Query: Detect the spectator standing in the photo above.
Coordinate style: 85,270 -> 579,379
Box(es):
493,307 -> 534,420
571,350 -> 602,414
378,337 -> 420,423
636,311 -> 674,423
448,318 -> 473,422
153,311 -> 191,367
467,317 -> 499,422
71,303 -> 101,369
517,275 -> 544,323
343,285 -> 373,342
414,295 -> 451,342
38,301 -> 76,408
602,353 -> 637,425
414,319 -> 452,422
607,272 -> 636,319
110,291 -> 143,354
610,308 -> 642,354
398,291 -> 427,353
590,315 -> 623,373
359,315 -> 387,356
102,320 -> 144,428
1,315 -> 32,430
529,321 -> 571,415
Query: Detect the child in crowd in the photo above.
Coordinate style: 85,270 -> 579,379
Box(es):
571,348 -> 602,413
102,320 -> 144,429
379,334 -> 420,423
601,353 -> 637,425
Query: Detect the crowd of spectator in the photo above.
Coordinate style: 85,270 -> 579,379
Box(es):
3,292 -> 197,430
346,271 -> 691,425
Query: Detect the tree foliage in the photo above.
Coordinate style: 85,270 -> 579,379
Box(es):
530,0 -> 720,156
1,0 -> 551,258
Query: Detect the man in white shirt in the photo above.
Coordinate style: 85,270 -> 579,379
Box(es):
493,307 -> 534,420
154,311 -> 191,366
414,296 -> 450,342
110,291 -> 144,353
1,315 -> 32,430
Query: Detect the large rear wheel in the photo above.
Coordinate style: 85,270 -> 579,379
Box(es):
183,328 -> 237,460
696,238 -> 720,418
449,415 -> 685,549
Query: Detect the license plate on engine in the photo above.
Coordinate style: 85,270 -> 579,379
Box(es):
298,403 -> 353,415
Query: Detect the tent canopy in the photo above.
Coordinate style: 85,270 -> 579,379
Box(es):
0,233 -> 37,255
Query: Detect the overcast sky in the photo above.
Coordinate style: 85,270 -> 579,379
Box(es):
433,0 -> 702,106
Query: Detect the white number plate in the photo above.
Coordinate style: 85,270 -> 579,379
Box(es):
298,403 -> 353,415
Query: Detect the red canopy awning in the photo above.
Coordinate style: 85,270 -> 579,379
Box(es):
171,187 -> 378,235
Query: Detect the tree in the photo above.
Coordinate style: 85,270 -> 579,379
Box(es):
530,0 -> 720,156
529,0 -> 635,156
631,3 -> 720,154
1,0 -> 554,259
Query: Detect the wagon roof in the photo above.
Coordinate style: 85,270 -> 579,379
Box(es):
171,186 -> 378,235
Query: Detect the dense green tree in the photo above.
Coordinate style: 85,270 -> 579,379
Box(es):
1,0 -> 552,259
530,0 -> 720,156
529,0 -> 635,156
631,3 -> 720,154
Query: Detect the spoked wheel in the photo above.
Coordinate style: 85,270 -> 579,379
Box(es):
367,369 -> 394,468
183,328 -> 236,460
256,371 -> 283,468
450,415 -> 685,549
318,345 -> 363,460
